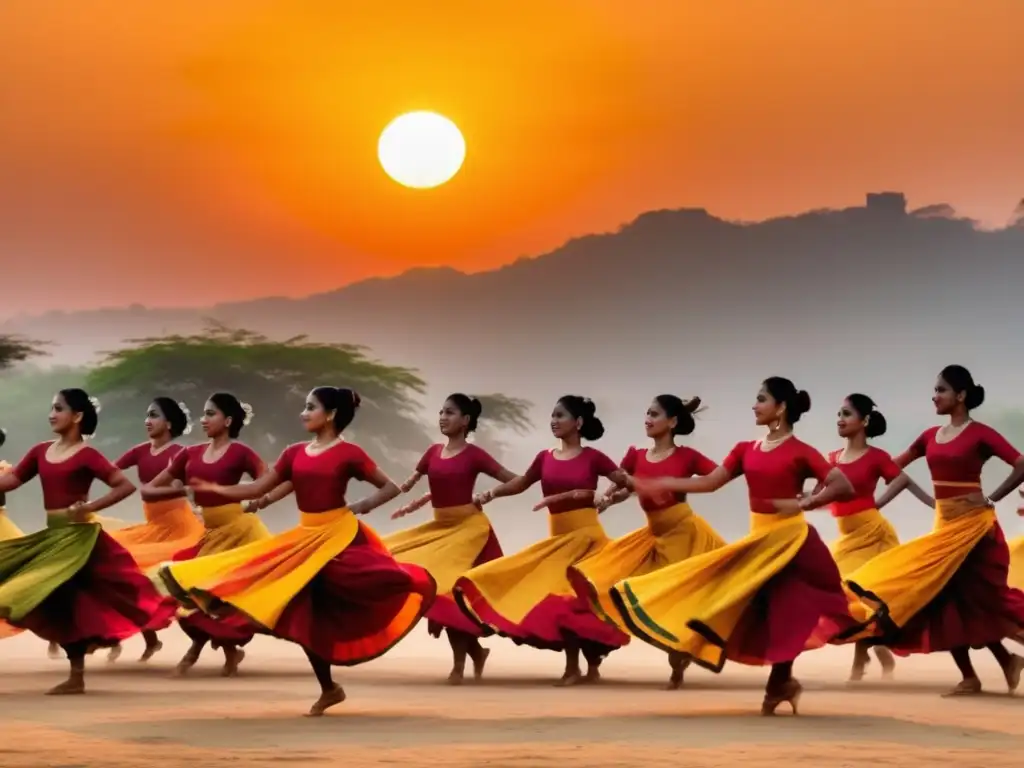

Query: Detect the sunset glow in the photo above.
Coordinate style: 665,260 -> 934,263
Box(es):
377,112 -> 466,189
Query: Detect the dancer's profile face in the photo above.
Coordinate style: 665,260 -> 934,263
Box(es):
301,393 -> 330,433
201,400 -> 228,438
48,393 -> 76,435
550,402 -> 577,439
438,400 -> 469,437
932,376 -> 958,415
645,400 -> 673,439
753,387 -> 780,427
145,403 -> 170,438
836,400 -> 864,438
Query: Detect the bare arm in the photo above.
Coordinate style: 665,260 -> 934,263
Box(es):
875,472 -> 934,510
0,471 -> 23,494
799,468 -> 854,510
391,492 -> 432,519
80,470 -> 136,516
987,457 -> 1024,503
190,469 -> 282,502
632,465 -> 733,496
249,481 -> 294,511
140,468 -> 186,502
399,471 -> 423,494
349,467 -> 401,516
476,474 -> 534,505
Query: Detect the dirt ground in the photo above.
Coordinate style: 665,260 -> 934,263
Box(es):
2,630 -> 1023,767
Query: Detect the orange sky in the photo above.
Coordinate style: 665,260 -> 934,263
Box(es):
1,0 -> 1022,315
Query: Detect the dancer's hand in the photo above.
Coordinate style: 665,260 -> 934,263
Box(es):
631,476 -> 669,496
595,495 -> 612,512
391,494 -> 430,519
68,500 -> 93,521
532,490 -> 594,512
188,478 -> 223,495
349,499 -> 371,516
473,490 -> 495,507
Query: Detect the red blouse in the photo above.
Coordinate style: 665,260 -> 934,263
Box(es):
828,446 -> 901,517
415,443 -> 504,508
167,442 -> 264,508
13,441 -> 120,510
116,442 -> 185,485
523,447 -> 619,514
899,422 -> 1021,499
621,445 -> 718,512
274,441 -> 378,513
722,437 -> 832,514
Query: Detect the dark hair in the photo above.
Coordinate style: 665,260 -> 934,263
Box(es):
208,392 -> 248,438
311,387 -> 361,432
846,393 -> 887,438
654,394 -> 702,436
446,393 -> 483,434
762,377 -> 811,425
59,388 -> 99,436
939,365 -> 985,411
0,427 -> 5,448
152,397 -> 190,439
557,395 -> 605,441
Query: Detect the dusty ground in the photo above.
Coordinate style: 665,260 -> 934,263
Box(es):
2,630 -> 1023,767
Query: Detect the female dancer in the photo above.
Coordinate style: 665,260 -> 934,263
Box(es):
1011,490 -> 1024,590
454,395 -> 631,686
844,365 -> 1024,696
564,394 -> 725,690
106,398 -> 205,662
827,393 -> 933,682
143,392 -> 269,677
385,394 -> 514,684
158,386 -> 436,716
0,389 -> 170,694
610,377 -> 857,715
0,428 -> 22,540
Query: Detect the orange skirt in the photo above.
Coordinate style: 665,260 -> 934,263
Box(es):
112,497 -> 204,570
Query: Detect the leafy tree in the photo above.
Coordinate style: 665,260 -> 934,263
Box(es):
0,334 -> 47,371
473,393 -> 533,460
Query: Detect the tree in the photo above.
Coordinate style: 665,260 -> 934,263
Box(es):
85,322 -> 531,477
0,334 -> 47,372
473,393 -> 533,460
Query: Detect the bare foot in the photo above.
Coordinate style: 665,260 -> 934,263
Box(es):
46,678 -> 85,696
306,684 -> 346,717
584,666 -> 601,684
139,640 -> 163,663
107,644 -> 122,663
172,652 -> 199,678
446,669 -> 464,686
555,670 -> 583,687
221,648 -> 245,677
942,678 -> 982,697
848,663 -> 867,683
666,653 -> 688,690
472,648 -> 490,680
1003,654 -> 1024,693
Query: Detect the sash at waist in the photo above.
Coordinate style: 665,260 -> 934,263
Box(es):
549,506 -> 602,536
298,507 -> 355,528
433,504 -> 484,525
198,503 -> 247,528
645,502 -> 693,536
836,508 -> 885,535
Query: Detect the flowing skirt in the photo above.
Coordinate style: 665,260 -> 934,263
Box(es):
165,503 -> 272,647
382,504 -> 503,637
609,511 -> 856,672
845,501 -> 1024,654
831,509 -> 900,576
568,503 -> 725,633
1008,535 -> 1024,591
0,506 -> 25,638
112,497 -> 204,570
158,508 -> 437,665
454,507 -> 630,653
0,513 -> 173,647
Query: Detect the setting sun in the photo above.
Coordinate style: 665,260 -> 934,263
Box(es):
377,111 -> 466,189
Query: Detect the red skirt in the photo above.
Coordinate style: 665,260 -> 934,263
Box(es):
168,542 -> 257,647
426,528 -> 503,638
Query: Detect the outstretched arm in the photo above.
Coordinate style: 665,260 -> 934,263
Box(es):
190,469 -> 282,502
799,468 -> 854,510
632,465 -> 732,496
349,467 -> 401,516
248,481 -> 294,511
876,472 -> 934,510
80,470 -> 136,515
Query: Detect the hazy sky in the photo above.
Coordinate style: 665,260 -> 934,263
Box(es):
2,1 -> 1022,315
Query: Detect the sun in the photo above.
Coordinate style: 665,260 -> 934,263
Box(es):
377,111 -> 466,189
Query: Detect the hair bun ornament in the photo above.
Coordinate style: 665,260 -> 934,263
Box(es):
89,396 -> 102,414
179,401 -> 193,436
241,402 -> 255,426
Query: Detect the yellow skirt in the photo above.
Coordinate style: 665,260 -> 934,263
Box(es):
112,497 -> 205,570
0,507 -> 23,541
454,507 -> 629,650
1010,535 -> 1024,590
158,508 -> 436,665
610,511 -> 855,671
569,503 -> 725,632
845,500 -> 1024,652
830,508 -> 900,576
382,504 -> 496,595
193,503 -> 271,557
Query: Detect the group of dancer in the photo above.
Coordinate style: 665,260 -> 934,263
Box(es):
1,363 -> 1024,718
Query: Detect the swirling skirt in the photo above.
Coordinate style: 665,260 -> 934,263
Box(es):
831,508 -> 900,576
112,497 -> 204,570
159,508 -> 436,665
845,502 -> 1024,654
610,511 -> 856,672
568,503 -> 725,633
382,503 -> 503,637
455,507 -> 630,653
0,514 -> 173,647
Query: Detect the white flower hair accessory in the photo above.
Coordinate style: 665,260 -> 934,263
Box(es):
241,402 -> 254,426
179,401 -> 193,436
89,396 -> 102,414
